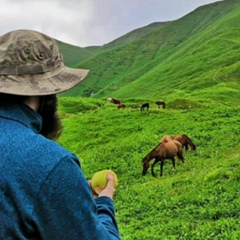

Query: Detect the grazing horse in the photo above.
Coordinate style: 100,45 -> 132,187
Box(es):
117,103 -> 126,109
142,140 -> 184,177
156,100 -> 166,109
160,135 -> 173,143
140,103 -> 149,111
107,98 -> 121,104
173,134 -> 196,151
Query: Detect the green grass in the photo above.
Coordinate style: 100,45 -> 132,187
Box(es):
55,1 -> 240,238
58,97 -> 240,239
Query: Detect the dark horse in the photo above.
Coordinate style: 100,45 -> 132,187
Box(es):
142,140 -> 184,177
160,134 -> 196,151
173,134 -> 196,151
155,100 -> 166,109
140,103 -> 149,111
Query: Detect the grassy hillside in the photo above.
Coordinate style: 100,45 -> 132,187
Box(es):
57,22 -> 168,66
99,22 -> 171,50
57,40 -> 93,67
57,97 -> 240,239
60,0 -> 240,107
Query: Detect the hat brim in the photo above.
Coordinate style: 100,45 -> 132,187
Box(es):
0,65 -> 89,96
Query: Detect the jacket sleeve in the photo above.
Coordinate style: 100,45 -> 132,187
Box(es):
33,154 -> 121,240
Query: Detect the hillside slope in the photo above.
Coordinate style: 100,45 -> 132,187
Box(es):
57,22 -> 169,65
57,41 -> 93,67
99,22 -> 171,51
58,97 -> 240,239
61,0 -> 240,107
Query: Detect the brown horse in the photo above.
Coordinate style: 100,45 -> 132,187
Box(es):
160,134 -> 196,151
142,140 -> 184,177
107,98 -> 121,104
117,103 -> 126,109
160,135 -> 173,143
173,134 -> 196,151
156,100 -> 166,109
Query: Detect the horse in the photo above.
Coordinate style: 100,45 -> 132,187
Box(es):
160,135 -> 173,143
117,103 -> 126,109
155,100 -> 166,109
140,103 -> 149,111
160,134 -> 196,151
111,98 -> 121,104
107,98 -> 121,104
142,140 -> 184,177
173,134 -> 196,151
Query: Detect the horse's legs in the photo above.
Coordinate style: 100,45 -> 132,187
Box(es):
151,158 -> 159,177
151,160 -> 155,176
177,151 -> 184,163
160,160 -> 164,176
171,158 -> 176,171
185,144 -> 189,151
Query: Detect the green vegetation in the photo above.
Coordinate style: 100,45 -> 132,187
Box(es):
55,1 -> 240,238
57,41 -> 93,67
99,22 -> 171,51
58,0 -> 240,108
58,97 -> 240,239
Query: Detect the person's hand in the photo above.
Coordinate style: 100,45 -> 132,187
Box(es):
98,172 -> 116,199
88,173 -> 116,199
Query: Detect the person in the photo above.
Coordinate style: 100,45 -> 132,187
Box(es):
0,29 -> 120,239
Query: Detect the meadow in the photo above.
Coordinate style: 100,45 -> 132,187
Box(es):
58,97 -> 240,240
56,2 -> 240,238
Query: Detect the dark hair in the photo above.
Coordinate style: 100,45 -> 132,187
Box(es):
0,93 -> 28,103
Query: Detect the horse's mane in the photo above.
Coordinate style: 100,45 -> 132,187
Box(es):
142,142 -> 162,162
182,134 -> 194,143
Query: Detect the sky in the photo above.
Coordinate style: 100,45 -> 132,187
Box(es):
0,0 -> 222,47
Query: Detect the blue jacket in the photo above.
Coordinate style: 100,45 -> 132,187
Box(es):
0,102 -> 120,240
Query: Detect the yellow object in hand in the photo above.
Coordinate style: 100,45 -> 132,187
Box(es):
91,169 -> 118,195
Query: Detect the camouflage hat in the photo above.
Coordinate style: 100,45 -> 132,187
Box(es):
0,29 -> 89,96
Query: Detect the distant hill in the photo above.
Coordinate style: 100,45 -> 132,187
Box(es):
58,22 -> 170,65
57,41 -> 93,67
59,0 -> 240,107
99,22 -> 171,51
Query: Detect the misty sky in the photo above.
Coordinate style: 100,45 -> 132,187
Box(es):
0,0 -> 222,47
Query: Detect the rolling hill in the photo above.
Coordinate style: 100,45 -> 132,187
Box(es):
59,0 -> 240,107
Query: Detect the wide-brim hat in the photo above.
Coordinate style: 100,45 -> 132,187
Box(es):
0,29 -> 89,96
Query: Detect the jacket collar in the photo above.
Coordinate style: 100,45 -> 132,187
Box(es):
0,102 -> 42,133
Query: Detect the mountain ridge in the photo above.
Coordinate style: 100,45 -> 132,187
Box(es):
58,0 -> 240,107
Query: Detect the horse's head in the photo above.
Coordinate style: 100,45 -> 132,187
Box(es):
142,158 -> 150,175
182,134 -> 196,151
191,144 -> 197,151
